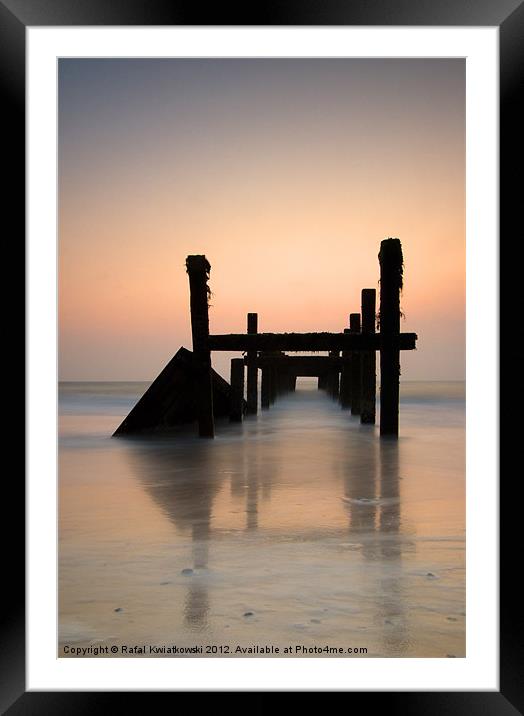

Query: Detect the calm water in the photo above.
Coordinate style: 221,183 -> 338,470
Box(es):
59,380 -> 465,658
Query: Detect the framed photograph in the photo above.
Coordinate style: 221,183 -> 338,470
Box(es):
5,0 -> 521,709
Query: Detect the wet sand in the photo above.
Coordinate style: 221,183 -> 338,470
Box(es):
59,380 -> 465,657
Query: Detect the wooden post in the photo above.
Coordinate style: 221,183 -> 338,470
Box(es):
261,366 -> 271,409
350,313 -> 361,415
246,313 -> 258,414
276,369 -> 285,395
230,358 -> 245,422
329,351 -> 340,399
379,238 -> 403,437
361,288 -> 376,424
339,328 -> 351,409
279,369 -> 290,394
186,255 -> 214,438
270,366 -> 278,403
325,372 -> 332,396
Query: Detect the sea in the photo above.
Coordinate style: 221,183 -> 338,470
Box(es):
58,379 -> 465,658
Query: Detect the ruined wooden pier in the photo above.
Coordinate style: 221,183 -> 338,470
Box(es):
115,238 -> 417,439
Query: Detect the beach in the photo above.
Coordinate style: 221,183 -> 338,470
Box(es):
59,379 -> 465,658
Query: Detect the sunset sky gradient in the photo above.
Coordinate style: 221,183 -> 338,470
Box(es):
59,58 -> 465,381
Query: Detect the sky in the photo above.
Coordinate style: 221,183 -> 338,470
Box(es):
58,58 -> 465,382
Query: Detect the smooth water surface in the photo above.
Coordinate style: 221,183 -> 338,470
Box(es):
59,380 -> 465,658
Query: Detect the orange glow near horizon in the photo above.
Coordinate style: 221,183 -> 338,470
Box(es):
59,59 -> 465,381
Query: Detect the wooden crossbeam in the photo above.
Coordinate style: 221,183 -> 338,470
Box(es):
208,332 -> 417,352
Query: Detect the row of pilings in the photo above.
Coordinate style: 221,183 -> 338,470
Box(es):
186,238 -> 413,439
236,285 -> 376,425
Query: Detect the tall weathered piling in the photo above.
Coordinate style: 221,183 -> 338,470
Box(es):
339,328 -> 351,409
246,313 -> 258,414
361,288 -> 377,424
230,358 -> 245,422
186,256 -> 215,438
350,313 -> 361,415
261,366 -> 271,409
379,238 -> 403,437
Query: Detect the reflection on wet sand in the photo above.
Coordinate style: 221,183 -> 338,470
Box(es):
125,440 -> 219,631
124,423 -> 412,652
244,442 -> 260,532
230,437 -> 267,532
342,433 -> 378,550
377,441 -> 409,655
341,437 -> 410,654
125,428 -> 277,631
59,381 -> 465,657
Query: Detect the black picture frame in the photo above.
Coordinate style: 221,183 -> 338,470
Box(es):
5,0 -> 522,710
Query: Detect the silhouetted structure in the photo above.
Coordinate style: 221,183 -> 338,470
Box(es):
246,313 -> 258,414
361,288 -> 377,424
186,256 -> 215,437
378,239 -> 403,436
349,313 -> 362,416
339,327 -> 352,409
113,347 -> 241,435
229,358 -> 245,422
114,238 -> 417,438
